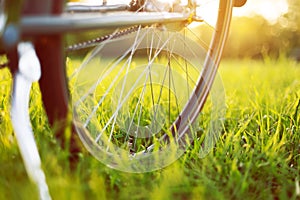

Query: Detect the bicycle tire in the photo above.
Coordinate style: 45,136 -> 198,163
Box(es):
23,0 -> 83,164
69,0 -> 233,172
5,0 -> 69,140
70,0 -> 233,172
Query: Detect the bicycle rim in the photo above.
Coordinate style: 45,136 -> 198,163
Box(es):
70,0 -> 233,172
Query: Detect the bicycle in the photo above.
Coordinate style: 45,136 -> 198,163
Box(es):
0,0 -> 246,199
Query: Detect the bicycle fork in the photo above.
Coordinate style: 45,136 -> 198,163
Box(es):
10,41 -> 51,200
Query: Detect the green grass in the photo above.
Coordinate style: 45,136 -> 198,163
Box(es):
0,58 -> 300,200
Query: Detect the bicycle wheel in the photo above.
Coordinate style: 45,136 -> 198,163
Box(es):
70,0 -> 233,172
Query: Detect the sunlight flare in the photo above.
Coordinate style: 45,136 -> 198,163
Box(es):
233,0 -> 289,23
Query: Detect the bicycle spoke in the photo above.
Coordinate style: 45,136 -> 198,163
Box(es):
94,31 -> 175,144
82,26 -> 145,128
75,27 -> 145,107
106,26 -> 144,149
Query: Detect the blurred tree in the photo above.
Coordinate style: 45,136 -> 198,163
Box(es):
284,0 -> 300,33
223,16 -> 282,59
278,0 -> 300,59
223,1 -> 300,60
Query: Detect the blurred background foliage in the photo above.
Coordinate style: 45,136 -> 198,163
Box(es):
223,0 -> 300,60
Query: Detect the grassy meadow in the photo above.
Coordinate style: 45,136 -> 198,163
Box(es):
0,57 -> 300,200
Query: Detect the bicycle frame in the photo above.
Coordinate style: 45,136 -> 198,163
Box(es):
22,11 -> 191,34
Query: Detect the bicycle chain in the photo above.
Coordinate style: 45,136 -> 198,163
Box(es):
66,25 -> 141,52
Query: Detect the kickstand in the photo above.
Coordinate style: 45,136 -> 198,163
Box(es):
11,42 -> 51,200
